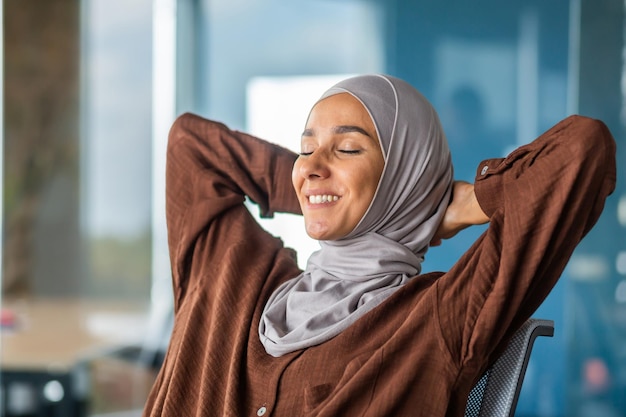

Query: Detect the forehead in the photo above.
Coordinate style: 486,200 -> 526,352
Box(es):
306,93 -> 374,128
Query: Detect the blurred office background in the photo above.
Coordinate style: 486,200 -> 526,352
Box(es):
0,0 -> 624,416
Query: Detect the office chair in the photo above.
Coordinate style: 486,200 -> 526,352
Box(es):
464,318 -> 555,417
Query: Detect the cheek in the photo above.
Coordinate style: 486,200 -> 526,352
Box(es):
291,162 -> 302,193
354,166 -> 381,200
367,170 -> 382,197
349,168 -> 381,222
363,158 -> 384,200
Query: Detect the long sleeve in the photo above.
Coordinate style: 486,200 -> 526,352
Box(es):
145,113 -> 303,416
165,113 -> 301,308
435,115 -> 616,411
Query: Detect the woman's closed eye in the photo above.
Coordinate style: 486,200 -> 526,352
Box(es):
299,145 -> 315,156
299,149 -> 362,156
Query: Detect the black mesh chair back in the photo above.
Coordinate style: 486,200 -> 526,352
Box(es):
464,318 -> 555,417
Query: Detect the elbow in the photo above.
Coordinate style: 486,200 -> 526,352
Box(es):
167,112 -> 199,149
567,115 -> 615,158
567,115 -> 617,195
167,113 -> 227,151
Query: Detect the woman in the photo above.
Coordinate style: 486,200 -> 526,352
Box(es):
143,74 -> 616,416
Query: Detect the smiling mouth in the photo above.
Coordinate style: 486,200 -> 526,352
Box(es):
308,194 -> 340,204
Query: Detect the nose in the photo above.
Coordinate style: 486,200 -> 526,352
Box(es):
298,150 -> 331,180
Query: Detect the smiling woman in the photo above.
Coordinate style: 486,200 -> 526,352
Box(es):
143,74 -> 615,417
259,75 -> 456,360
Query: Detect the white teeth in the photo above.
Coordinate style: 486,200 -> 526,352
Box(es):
308,195 -> 339,204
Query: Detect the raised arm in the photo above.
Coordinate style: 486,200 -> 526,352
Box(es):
165,113 -> 301,301
436,115 -> 616,378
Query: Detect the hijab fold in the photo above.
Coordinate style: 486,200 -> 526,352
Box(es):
259,74 -> 453,357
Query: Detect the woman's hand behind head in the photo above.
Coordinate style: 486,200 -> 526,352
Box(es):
430,181 -> 489,246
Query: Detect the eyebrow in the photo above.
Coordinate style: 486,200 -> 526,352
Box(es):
301,125 -> 373,138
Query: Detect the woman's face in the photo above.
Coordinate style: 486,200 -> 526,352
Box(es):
292,93 -> 385,240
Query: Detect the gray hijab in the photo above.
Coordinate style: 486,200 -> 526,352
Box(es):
259,74 -> 453,357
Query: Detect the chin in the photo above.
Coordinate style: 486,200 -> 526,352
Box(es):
306,231 -> 325,241
305,225 -> 330,241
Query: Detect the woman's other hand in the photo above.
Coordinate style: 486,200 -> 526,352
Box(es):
430,181 -> 489,246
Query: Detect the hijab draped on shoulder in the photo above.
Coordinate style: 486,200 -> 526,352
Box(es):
259,74 -> 454,357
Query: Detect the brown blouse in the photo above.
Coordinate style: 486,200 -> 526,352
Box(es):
143,113 -> 616,417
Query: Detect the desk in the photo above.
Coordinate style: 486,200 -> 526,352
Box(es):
1,297 -> 154,417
